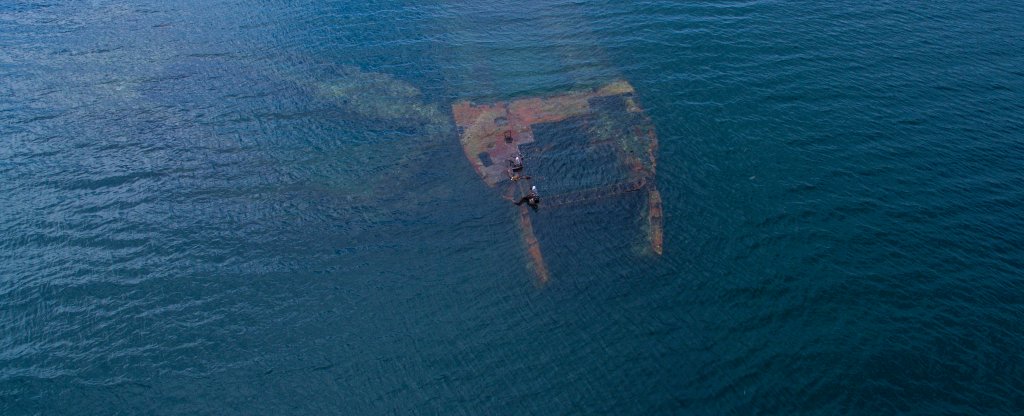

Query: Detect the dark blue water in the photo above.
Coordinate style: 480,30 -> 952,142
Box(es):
3,1 -> 1023,414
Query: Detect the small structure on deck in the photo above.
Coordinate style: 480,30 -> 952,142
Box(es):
452,80 -> 662,285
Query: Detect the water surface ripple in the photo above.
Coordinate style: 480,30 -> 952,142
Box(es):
2,0 -> 1023,414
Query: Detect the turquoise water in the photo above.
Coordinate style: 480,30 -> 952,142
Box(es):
3,1 -> 1023,414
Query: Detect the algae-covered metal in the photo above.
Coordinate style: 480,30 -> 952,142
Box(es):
453,80 -> 663,285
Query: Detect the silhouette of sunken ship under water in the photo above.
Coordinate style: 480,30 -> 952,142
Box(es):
453,80 -> 662,285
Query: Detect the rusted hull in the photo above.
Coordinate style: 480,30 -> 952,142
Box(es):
647,186 -> 664,255
518,204 -> 550,286
452,81 -> 639,187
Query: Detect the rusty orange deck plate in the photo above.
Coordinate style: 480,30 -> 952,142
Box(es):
453,80 -> 663,284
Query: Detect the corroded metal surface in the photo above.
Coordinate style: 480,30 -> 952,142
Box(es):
453,80 -> 640,187
518,204 -> 550,286
453,80 -> 662,284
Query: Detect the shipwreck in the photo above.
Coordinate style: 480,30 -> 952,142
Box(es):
452,80 -> 662,285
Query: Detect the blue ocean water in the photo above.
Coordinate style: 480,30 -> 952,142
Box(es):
2,0 -> 1023,414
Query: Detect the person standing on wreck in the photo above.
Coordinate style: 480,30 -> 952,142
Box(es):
507,151 -> 526,181
515,185 -> 540,210
509,154 -> 524,171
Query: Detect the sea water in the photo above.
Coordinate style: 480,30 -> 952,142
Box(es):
2,1 -> 1023,414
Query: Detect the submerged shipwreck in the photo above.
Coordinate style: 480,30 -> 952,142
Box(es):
452,80 -> 663,285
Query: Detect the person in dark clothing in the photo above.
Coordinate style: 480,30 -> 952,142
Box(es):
515,194 -> 540,208
514,186 -> 540,209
